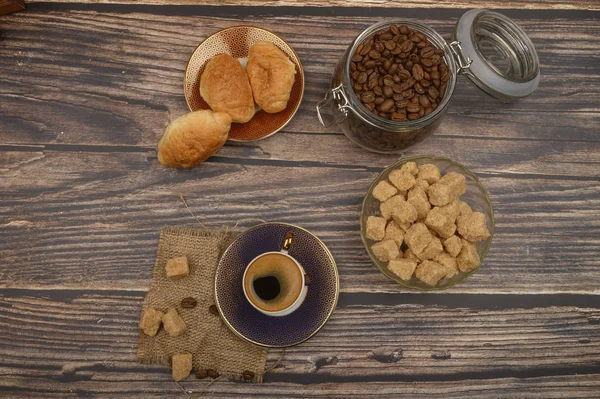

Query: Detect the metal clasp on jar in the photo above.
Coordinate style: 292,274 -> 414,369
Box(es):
316,84 -> 353,127
449,41 -> 473,75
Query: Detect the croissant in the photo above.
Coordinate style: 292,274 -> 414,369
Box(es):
158,110 -> 231,168
200,54 -> 255,123
246,41 -> 296,113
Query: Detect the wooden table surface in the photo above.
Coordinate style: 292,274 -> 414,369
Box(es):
1,0 -> 599,397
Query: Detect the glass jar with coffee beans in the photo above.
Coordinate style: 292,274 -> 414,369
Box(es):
351,24 -> 449,122
317,11 -> 540,153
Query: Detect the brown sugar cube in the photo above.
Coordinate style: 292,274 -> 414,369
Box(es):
407,186 -> 431,220
415,178 -> 430,192
162,308 -> 186,337
404,222 -> 433,255
373,180 -> 398,202
459,200 -> 473,216
427,182 -> 453,206
404,248 -> 418,260
417,164 -> 441,184
172,353 -> 193,381
366,216 -> 387,241
457,211 -> 491,242
438,198 -> 460,223
389,169 -> 416,191
371,239 -> 401,262
384,221 -> 405,247
435,251 -> 459,279
391,201 -> 418,225
400,161 -> 419,176
443,235 -> 463,257
388,259 -> 418,281
415,260 -> 447,286
425,207 -> 457,239
457,239 -> 481,272
380,194 -> 405,220
417,236 -> 443,261
139,308 -> 163,337
438,171 -> 466,198
166,256 -> 189,279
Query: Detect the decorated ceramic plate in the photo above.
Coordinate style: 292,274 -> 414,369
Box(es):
184,26 -> 304,142
214,223 -> 339,347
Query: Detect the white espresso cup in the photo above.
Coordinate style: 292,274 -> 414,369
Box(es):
242,232 -> 309,317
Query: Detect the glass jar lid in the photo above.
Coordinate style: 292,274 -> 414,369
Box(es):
452,9 -> 540,100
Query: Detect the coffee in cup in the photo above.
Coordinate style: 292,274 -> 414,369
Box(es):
242,232 -> 308,316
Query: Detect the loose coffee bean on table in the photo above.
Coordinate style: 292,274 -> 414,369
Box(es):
350,24 -> 449,122
180,297 -> 197,309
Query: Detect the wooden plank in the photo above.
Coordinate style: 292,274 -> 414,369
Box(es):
0,10 -> 598,153
0,289 -> 598,397
23,0 -> 600,11
1,150 -> 599,293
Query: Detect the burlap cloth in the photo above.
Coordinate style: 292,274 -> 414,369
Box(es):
137,226 -> 268,383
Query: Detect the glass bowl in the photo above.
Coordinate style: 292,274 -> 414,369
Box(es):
360,156 -> 494,290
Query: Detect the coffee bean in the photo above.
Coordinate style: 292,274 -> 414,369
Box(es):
350,24 -> 450,123
196,369 -> 208,379
412,64 -> 424,81
401,89 -> 415,99
242,371 -> 255,381
369,50 -> 381,59
395,99 -> 409,108
391,112 -> 407,121
379,99 -> 395,112
209,304 -> 219,315
207,369 -> 219,379
181,297 -> 197,309
406,103 -> 421,113
421,58 -> 433,67
398,69 -> 411,80
400,39 -> 413,53
428,86 -> 439,100
383,85 -> 394,98
421,46 -> 435,59
385,40 -> 396,51
361,92 -> 375,103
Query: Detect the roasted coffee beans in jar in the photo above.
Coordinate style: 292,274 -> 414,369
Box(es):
349,24 -> 450,122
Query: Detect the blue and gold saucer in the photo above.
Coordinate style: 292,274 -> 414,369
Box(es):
215,222 -> 339,347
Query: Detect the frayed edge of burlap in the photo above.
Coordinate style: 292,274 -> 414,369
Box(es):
137,355 -> 265,383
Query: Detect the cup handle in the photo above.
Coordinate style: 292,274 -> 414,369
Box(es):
282,232 -> 293,252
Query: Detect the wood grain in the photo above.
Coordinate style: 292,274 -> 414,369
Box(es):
0,289 -> 598,398
1,9 -> 599,151
0,3 -> 599,397
1,150 -> 599,292
24,0 -> 600,11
